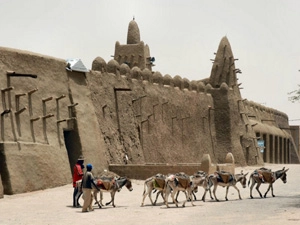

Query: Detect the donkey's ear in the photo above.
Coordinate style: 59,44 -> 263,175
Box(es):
244,172 -> 249,176
284,168 -> 289,173
282,167 -> 285,170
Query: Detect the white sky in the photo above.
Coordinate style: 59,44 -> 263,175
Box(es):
1,0 -> 300,125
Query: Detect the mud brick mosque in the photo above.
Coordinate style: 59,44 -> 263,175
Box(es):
0,19 -> 299,196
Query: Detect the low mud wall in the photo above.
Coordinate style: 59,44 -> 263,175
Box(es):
109,163 -> 235,180
109,164 -> 204,179
109,153 -> 236,179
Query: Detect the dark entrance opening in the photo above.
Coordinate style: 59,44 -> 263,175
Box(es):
63,129 -> 82,174
0,143 -> 12,195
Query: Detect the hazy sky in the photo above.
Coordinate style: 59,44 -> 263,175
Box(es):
1,0 -> 300,125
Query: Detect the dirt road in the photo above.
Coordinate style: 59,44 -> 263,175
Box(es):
0,164 -> 299,225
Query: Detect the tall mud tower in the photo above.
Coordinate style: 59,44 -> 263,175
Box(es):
114,19 -> 153,71
209,36 -> 253,165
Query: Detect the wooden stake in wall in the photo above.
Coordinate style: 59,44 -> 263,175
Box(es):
42,97 -> 54,144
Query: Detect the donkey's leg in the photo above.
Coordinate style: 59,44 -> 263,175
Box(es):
105,193 -> 113,206
181,190 -> 191,207
141,187 -> 150,207
181,190 -> 188,207
141,189 -> 148,207
207,178 -> 214,200
99,190 -> 105,206
225,186 -> 229,201
153,190 -> 161,205
93,189 -> 98,204
209,187 -> 213,200
171,190 -> 179,207
255,182 -> 263,198
164,186 -> 171,208
93,190 -> 102,208
148,187 -> 154,205
110,191 -> 116,207
175,191 -> 180,203
212,184 -> 219,202
202,180 -> 213,201
270,184 -> 275,197
183,191 -> 188,202
141,183 -> 148,207
155,190 -> 165,205
264,184 -> 274,198
187,189 -> 195,207
232,185 -> 242,200
192,190 -> 197,201
249,180 -> 256,199
201,188 -> 207,202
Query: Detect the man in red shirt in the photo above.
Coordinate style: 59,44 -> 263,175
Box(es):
73,155 -> 84,207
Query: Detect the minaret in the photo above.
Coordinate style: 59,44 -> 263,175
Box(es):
127,18 -> 140,44
114,19 -> 153,71
209,36 -> 238,89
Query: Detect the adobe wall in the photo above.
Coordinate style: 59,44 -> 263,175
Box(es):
245,101 -> 300,163
87,66 -> 221,167
0,143 -> 70,194
109,153 -> 235,179
0,47 -> 106,194
208,85 -> 260,166
109,164 -> 203,180
114,41 -> 150,70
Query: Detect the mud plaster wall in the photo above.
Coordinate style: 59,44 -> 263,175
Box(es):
209,86 -> 256,165
0,47 -> 106,194
87,70 -> 219,166
89,67 -> 255,169
245,100 -> 299,163
109,153 -> 235,180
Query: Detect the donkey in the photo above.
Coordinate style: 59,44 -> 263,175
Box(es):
248,167 -> 289,199
164,173 -> 199,207
192,170 -> 213,201
141,174 -> 166,207
175,171 -> 212,202
93,176 -> 133,207
203,170 -> 248,201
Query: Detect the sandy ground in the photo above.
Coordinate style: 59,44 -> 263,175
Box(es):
0,163 -> 299,225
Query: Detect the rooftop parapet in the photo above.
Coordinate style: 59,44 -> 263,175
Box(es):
107,59 -> 119,74
92,57 -> 107,72
245,100 -> 288,120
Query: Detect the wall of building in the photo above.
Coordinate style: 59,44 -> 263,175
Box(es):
87,67 -> 219,165
0,47 -> 107,195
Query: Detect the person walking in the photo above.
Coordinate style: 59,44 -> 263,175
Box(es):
72,155 -> 85,207
81,163 -> 100,212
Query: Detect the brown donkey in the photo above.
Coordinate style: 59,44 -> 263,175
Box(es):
248,167 -> 289,199
203,170 -> 248,201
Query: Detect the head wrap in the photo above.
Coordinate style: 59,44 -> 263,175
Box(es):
86,164 -> 93,171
